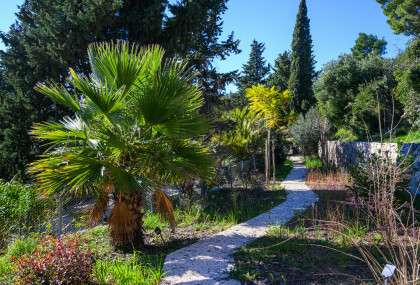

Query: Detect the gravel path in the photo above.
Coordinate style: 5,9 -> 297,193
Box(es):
161,157 -> 319,285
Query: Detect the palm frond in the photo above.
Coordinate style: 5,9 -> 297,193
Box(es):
152,189 -> 176,233
35,81 -> 81,111
88,42 -> 164,94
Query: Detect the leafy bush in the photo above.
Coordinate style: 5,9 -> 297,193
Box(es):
394,38 -> 420,128
304,156 -> 322,169
314,54 -> 399,134
331,127 -> 359,141
393,128 -> 420,143
291,107 -> 330,156
13,234 -> 94,285
0,180 -> 55,237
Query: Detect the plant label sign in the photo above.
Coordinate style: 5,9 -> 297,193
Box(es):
382,264 -> 396,278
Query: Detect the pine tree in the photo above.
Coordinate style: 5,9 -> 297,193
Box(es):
267,51 -> 291,92
377,0 -> 420,37
351,33 -> 387,60
232,40 -> 270,109
288,0 -> 316,114
118,0 -> 168,46
165,0 -> 241,116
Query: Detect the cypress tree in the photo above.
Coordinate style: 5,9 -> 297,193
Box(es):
288,0 -> 316,114
267,50 -> 291,93
232,40 -> 270,109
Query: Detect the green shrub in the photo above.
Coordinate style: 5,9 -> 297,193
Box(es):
331,127 -> 359,141
393,128 -> 420,143
304,156 -> 322,169
291,107 -> 330,156
0,180 -> 55,236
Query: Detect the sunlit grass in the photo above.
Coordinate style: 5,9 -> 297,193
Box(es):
93,251 -> 165,285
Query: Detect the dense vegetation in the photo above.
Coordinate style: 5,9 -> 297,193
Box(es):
0,0 -> 240,181
0,0 -> 419,283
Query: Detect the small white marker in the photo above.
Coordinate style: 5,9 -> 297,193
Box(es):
382,264 -> 396,285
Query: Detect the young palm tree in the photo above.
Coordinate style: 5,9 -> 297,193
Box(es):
29,42 -> 215,247
212,107 -> 261,159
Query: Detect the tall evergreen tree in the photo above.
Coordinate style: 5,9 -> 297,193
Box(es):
0,0 -> 240,180
0,0 -> 121,180
288,0 -> 316,114
118,0 -> 168,46
232,40 -> 270,109
165,0 -> 241,116
267,51 -> 291,92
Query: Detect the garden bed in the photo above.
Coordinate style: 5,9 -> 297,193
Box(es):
229,190 -> 376,284
0,179 -> 288,284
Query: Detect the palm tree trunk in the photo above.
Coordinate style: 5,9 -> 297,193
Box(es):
121,192 -> 145,248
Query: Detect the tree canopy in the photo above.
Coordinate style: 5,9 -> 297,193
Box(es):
314,54 -> 399,138
166,0 -> 241,116
351,33 -> 388,60
376,0 -> 420,37
238,40 -> 271,91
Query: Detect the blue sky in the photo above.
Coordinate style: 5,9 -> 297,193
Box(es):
0,0 -> 411,92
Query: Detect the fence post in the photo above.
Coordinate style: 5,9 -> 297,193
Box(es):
241,160 -> 244,184
200,180 -> 204,200
58,192 -> 64,238
149,193 -> 154,214
229,163 -> 233,190
217,163 -> 220,193
178,186 -> 181,208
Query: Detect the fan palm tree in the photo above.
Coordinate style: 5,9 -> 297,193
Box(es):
29,42 -> 215,247
212,107 -> 261,160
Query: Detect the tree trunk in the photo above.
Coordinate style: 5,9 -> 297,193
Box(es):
266,128 -> 271,185
265,135 -> 268,185
272,140 -> 276,183
121,192 -> 145,249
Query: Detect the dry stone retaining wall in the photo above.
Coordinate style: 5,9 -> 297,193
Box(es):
319,141 -> 420,194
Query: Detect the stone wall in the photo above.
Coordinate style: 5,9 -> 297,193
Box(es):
319,141 -> 420,194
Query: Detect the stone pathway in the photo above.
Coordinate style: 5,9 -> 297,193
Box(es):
162,157 -> 319,285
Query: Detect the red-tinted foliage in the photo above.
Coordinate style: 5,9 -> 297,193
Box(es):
13,234 -> 94,285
